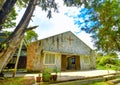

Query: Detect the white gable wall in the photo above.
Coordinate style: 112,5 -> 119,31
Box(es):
42,31 -> 91,55
80,55 -> 91,70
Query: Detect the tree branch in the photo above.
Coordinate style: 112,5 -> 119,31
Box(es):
26,26 -> 38,32
0,0 -> 17,30
0,0 -> 37,72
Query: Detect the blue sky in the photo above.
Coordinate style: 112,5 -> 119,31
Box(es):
16,0 -> 94,49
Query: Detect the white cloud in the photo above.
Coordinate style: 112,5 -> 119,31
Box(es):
30,5 -> 80,37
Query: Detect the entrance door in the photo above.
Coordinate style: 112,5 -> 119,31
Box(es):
67,56 -> 76,70
75,56 -> 80,70
61,55 -> 67,71
67,56 -> 80,70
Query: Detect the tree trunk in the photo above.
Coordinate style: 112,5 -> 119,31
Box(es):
0,0 -> 17,30
13,39 -> 23,77
0,0 -> 37,73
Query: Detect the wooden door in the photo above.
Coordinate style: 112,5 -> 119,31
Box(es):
61,55 -> 67,71
75,56 -> 80,70
67,57 -> 76,70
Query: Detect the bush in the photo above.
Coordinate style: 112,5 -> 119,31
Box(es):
42,68 -> 52,82
42,72 -> 51,82
96,53 -> 120,70
98,56 -> 116,66
96,57 -> 102,64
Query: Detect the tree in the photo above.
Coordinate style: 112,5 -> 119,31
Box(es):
0,0 -> 58,73
93,0 -> 120,52
0,0 -> 17,30
2,7 -> 17,29
25,30 -> 38,44
65,0 -> 120,53
0,0 -> 37,73
13,30 -> 38,77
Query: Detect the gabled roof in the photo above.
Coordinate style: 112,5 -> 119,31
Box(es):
39,31 -> 93,50
37,31 -> 93,55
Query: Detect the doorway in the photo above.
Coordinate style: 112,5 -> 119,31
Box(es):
61,55 -> 80,71
67,56 -> 76,70
67,56 -> 80,70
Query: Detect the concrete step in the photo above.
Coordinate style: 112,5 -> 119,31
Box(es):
107,78 -> 120,85
49,75 -> 119,85
103,75 -> 116,81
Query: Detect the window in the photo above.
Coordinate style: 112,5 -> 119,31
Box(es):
72,57 -> 75,64
44,53 -> 55,65
84,56 -> 90,65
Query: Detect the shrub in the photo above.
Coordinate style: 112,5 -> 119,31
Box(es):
98,56 -> 116,66
42,68 -> 52,82
96,53 -> 120,70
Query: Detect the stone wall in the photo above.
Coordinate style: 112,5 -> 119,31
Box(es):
26,42 -> 38,72
27,41 -> 62,72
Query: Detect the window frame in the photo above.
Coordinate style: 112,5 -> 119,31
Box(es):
43,53 -> 56,65
84,56 -> 90,65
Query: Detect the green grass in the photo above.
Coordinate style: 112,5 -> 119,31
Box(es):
96,65 -> 106,70
0,77 -> 114,85
88,82 -> 110,85
3,68 -> 26,72
96,64 -> 120,71
0,77 -> 35,85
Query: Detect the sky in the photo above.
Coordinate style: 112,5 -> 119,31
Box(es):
16,0 -> 94,49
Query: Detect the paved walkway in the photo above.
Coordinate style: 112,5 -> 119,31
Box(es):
4,70 -> 117,81
56,70 -> 116,81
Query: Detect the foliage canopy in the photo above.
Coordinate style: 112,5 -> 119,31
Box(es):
25,30 -> 38,43
66,0 -> 120,52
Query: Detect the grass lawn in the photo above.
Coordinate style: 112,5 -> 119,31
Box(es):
0,77 -> 113,85
89,82 -> 110,85
0,77 -> 35,85
96,64 -> 119,71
